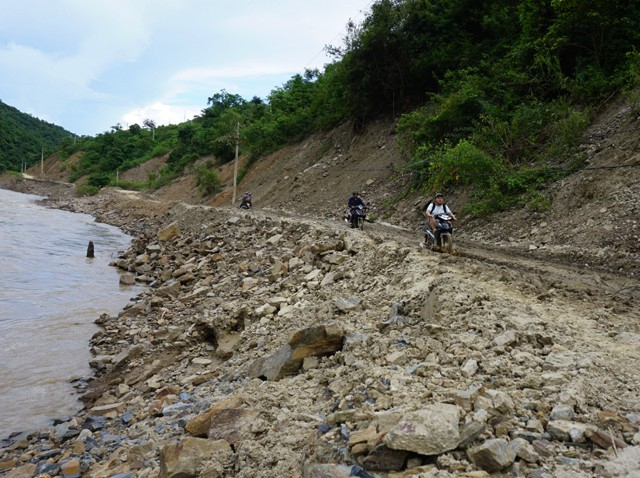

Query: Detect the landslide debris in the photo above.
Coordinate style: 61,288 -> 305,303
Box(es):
1,189 -> 639,478
1,94 -> 639,478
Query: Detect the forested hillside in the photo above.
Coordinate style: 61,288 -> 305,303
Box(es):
14,0 -> 640,216
0,101 -> 71,173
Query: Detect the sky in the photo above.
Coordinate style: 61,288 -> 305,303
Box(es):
0,0 -> 372,136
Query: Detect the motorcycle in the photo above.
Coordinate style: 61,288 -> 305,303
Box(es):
239,192 -> 252,209
345,204 -> 367,230
423,213 -> 454,253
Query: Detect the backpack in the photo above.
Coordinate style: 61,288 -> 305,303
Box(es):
425,199 -> 450,215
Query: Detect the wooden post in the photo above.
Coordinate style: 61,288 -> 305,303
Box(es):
86,241 -> 95,258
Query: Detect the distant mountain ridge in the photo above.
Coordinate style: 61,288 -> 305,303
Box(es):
0,100 -> 72,173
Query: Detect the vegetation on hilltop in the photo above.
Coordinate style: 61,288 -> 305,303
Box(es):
0,101 -> 72,173
9,0 -> 640,214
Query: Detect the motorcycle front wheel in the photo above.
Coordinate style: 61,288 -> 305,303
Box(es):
441,234 -> 453,254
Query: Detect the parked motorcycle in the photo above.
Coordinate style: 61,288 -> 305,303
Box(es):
424,213 -> 454,253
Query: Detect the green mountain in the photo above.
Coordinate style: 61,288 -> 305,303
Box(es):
7,0 -> 640,217
0,100 -> 72,173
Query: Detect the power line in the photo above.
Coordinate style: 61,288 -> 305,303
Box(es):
398,161 -> 640,179
343,118 -> 640,178
323,161 -> 640,176
400,122 -> 640,171
303,1 -> 374,71
293,101 -> 640,180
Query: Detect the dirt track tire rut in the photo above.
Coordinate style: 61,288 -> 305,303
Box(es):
359,218 -> 640,303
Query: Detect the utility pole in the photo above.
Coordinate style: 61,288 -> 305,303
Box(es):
232,122 -> 240,205
41,146 -> 44,175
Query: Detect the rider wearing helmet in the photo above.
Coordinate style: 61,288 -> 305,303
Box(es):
424,193 -> 456,232
240,191 -> 252,209
347,191 -> 366,228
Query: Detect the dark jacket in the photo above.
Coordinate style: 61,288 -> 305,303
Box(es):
348,196 -> 365,209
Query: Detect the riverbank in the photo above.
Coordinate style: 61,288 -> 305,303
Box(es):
1,178 -> 640,477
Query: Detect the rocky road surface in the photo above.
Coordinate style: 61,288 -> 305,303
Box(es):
1,184 -> 639,478
1,88 -> 639,478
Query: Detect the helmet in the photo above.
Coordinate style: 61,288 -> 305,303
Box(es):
352,191 -> 359,195
435,193 -> 444,198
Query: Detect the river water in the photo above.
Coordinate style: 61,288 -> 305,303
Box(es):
0,188 -> 143,438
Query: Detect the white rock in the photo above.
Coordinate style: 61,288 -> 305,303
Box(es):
461,359 -> 478,377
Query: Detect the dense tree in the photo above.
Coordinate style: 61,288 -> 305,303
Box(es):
143,119 -> 157,140
6,0 -> 640,210
0,101 -> 71,172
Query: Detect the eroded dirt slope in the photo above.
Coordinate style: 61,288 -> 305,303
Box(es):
152,98 -> 639,278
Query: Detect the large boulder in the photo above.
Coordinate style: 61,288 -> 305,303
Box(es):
383,404 -> 460,456
248,324 -> 344,380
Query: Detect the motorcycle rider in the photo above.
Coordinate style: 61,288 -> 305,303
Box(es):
424,193 -> 456,236
347,191 -> 366,228
240,191 -> 252,209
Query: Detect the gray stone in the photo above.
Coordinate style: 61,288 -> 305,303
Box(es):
461,359 -> 478,377
360,444 -> 409,471
547,420 -> 591,442
543,348 -> 576,370
247,344 -> 295,380
119,274 -> 136,285
303,464 -> 356,478
467,438 -> 516,472
384,403 -> 460,455
550,404 -> 575,421
510,437 -> 540,463
484,389 -> 515,414
208,408 -> 261,445
112,344 -> 145,368
458,420 -> 486,448
248,324 -> 344,380
420,292 -> 436,322
159,437 -> 232,478
492,330 -> 518,347
334,296 -> 361,312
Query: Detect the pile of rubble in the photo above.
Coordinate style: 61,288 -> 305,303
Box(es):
1,193 -> 639,478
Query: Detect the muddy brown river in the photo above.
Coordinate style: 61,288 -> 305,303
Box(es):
0,188 -> 143,437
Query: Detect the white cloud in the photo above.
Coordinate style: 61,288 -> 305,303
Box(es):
0,0 -> 371,136
122,102 -> 201,130
172,61 -> 299,83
